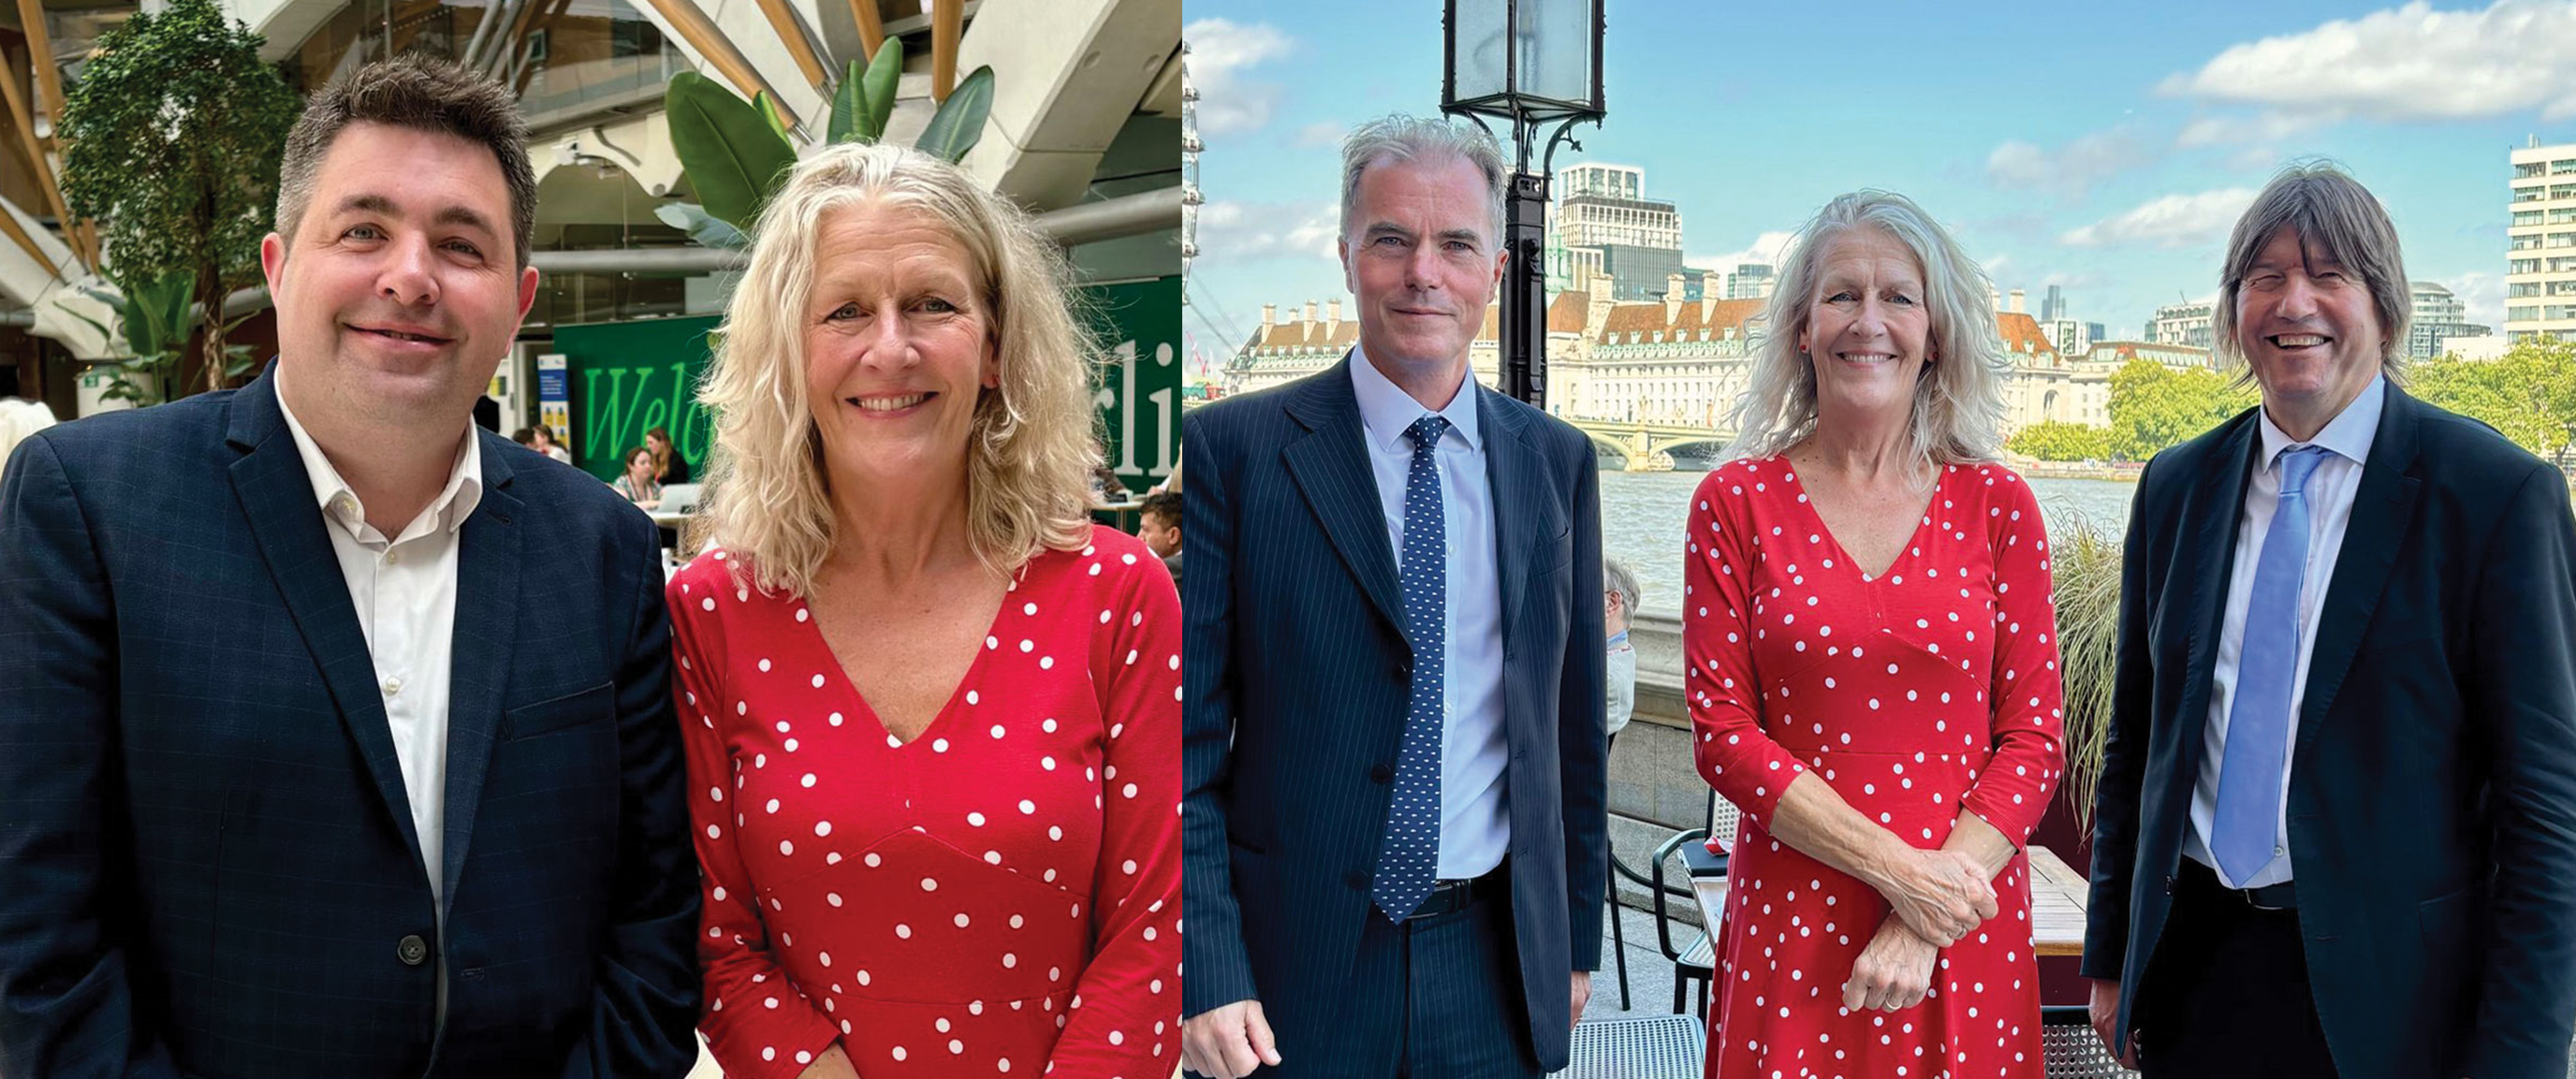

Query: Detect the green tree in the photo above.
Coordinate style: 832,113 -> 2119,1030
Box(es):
60,0 -> 298,398
2408,342 -> 2576,464
2006,419 -> 2113,461
2107,357 -> 2259,461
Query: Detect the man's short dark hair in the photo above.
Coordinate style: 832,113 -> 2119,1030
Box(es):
1140,490 -> 1182,529
273,54 -> 535,268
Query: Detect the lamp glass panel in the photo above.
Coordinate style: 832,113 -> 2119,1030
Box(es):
1451,0 -> 1507,101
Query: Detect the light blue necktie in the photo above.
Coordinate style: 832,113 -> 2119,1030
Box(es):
2212,445 -> 2333,883
1374,415 -> 1448,921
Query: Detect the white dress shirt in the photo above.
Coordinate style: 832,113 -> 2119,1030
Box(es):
1605,631 -> 1636,742
2187,374 -> 2384,889
1350,348 -> 1511,880
274,372 -> 483,910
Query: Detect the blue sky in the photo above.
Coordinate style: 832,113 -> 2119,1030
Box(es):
1183,0 -> 2576,362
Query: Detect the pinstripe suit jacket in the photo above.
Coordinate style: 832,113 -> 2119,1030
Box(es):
1181,357 -> 1607,1070
0,366 -> 700,1078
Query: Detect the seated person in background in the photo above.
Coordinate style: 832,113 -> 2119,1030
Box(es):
512,426 -> 538,448
644,424 -> 688,482
1139,489 -> 1181,583
532,423 -> 572,463
611,445 -> 662,509
1603,556 -> 1640,742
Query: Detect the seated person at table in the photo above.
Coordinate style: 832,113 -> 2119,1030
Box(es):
1138,489 -> 1180,582
611,445 -> 662,508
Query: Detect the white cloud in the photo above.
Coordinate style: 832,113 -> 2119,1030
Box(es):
1185,20 -> 1295,137
1688,231 -> 1796,278
1985,126 -> 2153,198
1196,199 -> 1342,264
2174,112 -> 2325,148
2160,0 -> 2576,144
2441,270 -> 2507,328
1294,122 -> 1345,148
2060,188 -> 2259,249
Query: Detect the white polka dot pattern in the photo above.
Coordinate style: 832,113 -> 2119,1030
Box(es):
669,526 -> 1181,1078
1681,459 -> 2067,1079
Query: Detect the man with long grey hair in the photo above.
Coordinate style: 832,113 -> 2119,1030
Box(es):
2084,163 -> 2576,1078
1182,113 -> 1607,1078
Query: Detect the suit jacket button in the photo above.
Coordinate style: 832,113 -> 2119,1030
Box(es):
1345,872 -> 1368,891
398,934 -> 429,967
1369,765 -> 1392,783
2163,875 -> 2175,894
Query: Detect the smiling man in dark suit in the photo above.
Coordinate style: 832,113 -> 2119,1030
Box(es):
2084,164 -> 2576,1079
0,57 -> 698,1078
1179,114 -> 1606,1079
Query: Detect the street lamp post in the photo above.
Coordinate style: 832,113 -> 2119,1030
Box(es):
1441,0 -> 1604,410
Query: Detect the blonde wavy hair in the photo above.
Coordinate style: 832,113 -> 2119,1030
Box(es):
693,142 -> 1103,596
1725,190 -> 2009,486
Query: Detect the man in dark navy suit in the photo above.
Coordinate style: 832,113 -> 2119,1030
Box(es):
0,57 -> 698,1078
2084,165 -> 2576,1079
1180,114 -> 1607,1078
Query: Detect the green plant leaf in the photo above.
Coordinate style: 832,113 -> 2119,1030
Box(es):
915,66 -> 993,164
666,72 -> 799,230
860,36 -> 904,142
652,202 -> 751,249
133,270 -> 197,357
753,91 -> 793,141
829,59 -> 865,145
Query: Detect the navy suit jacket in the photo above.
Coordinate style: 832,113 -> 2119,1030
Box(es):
0,367 -> 701,1078
1181,357 -> 1607,1071
2083,384 -> 2576,1078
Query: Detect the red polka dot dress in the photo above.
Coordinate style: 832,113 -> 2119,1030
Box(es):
671,524 -> 1181,1078
1683,459 -> 2066,1079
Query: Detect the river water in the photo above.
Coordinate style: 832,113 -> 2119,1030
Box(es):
1604,470 -> 2137,616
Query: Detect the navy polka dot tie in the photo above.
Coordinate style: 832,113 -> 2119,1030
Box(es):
1375,415 -> 1449,921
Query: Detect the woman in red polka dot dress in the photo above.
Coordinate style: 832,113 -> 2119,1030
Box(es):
670,144 -> 1179,1079
1683,192 -> 2065,1079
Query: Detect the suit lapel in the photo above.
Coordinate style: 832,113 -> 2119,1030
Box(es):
1481,388 -> 1543,644
438,441 -> 522,916
2291,385 -> 2422,772
2171,416 -> 2262,789
224,368 -> 425,868
1281,356 -> 1408,639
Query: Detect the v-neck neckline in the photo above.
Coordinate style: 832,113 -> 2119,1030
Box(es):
1775,458 -> 1947,582
794,569 -> 1020,751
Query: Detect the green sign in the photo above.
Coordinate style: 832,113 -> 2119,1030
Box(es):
1085,275 -> 1182,490
551,315 -> 719,482
548,273 -> 1180,490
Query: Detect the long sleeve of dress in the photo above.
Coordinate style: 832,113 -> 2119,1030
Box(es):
1684,464 -> 1810,827
1958,472 -> 2069,847
669,566 -> 842,1078
1046,549 -> 1184,1077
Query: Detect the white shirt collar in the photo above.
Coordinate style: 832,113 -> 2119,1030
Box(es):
272,368 -> 485,541
1349,343 -> 1483,455
2256,372 -> 2384,473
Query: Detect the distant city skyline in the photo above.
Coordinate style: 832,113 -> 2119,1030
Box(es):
1183,0 -> 2576,368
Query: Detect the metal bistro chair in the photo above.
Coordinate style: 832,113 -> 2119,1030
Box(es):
1547,1013 -> 1706,1079
1647,789 -> 1740,1018
2040,1004 -> 2138,1078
